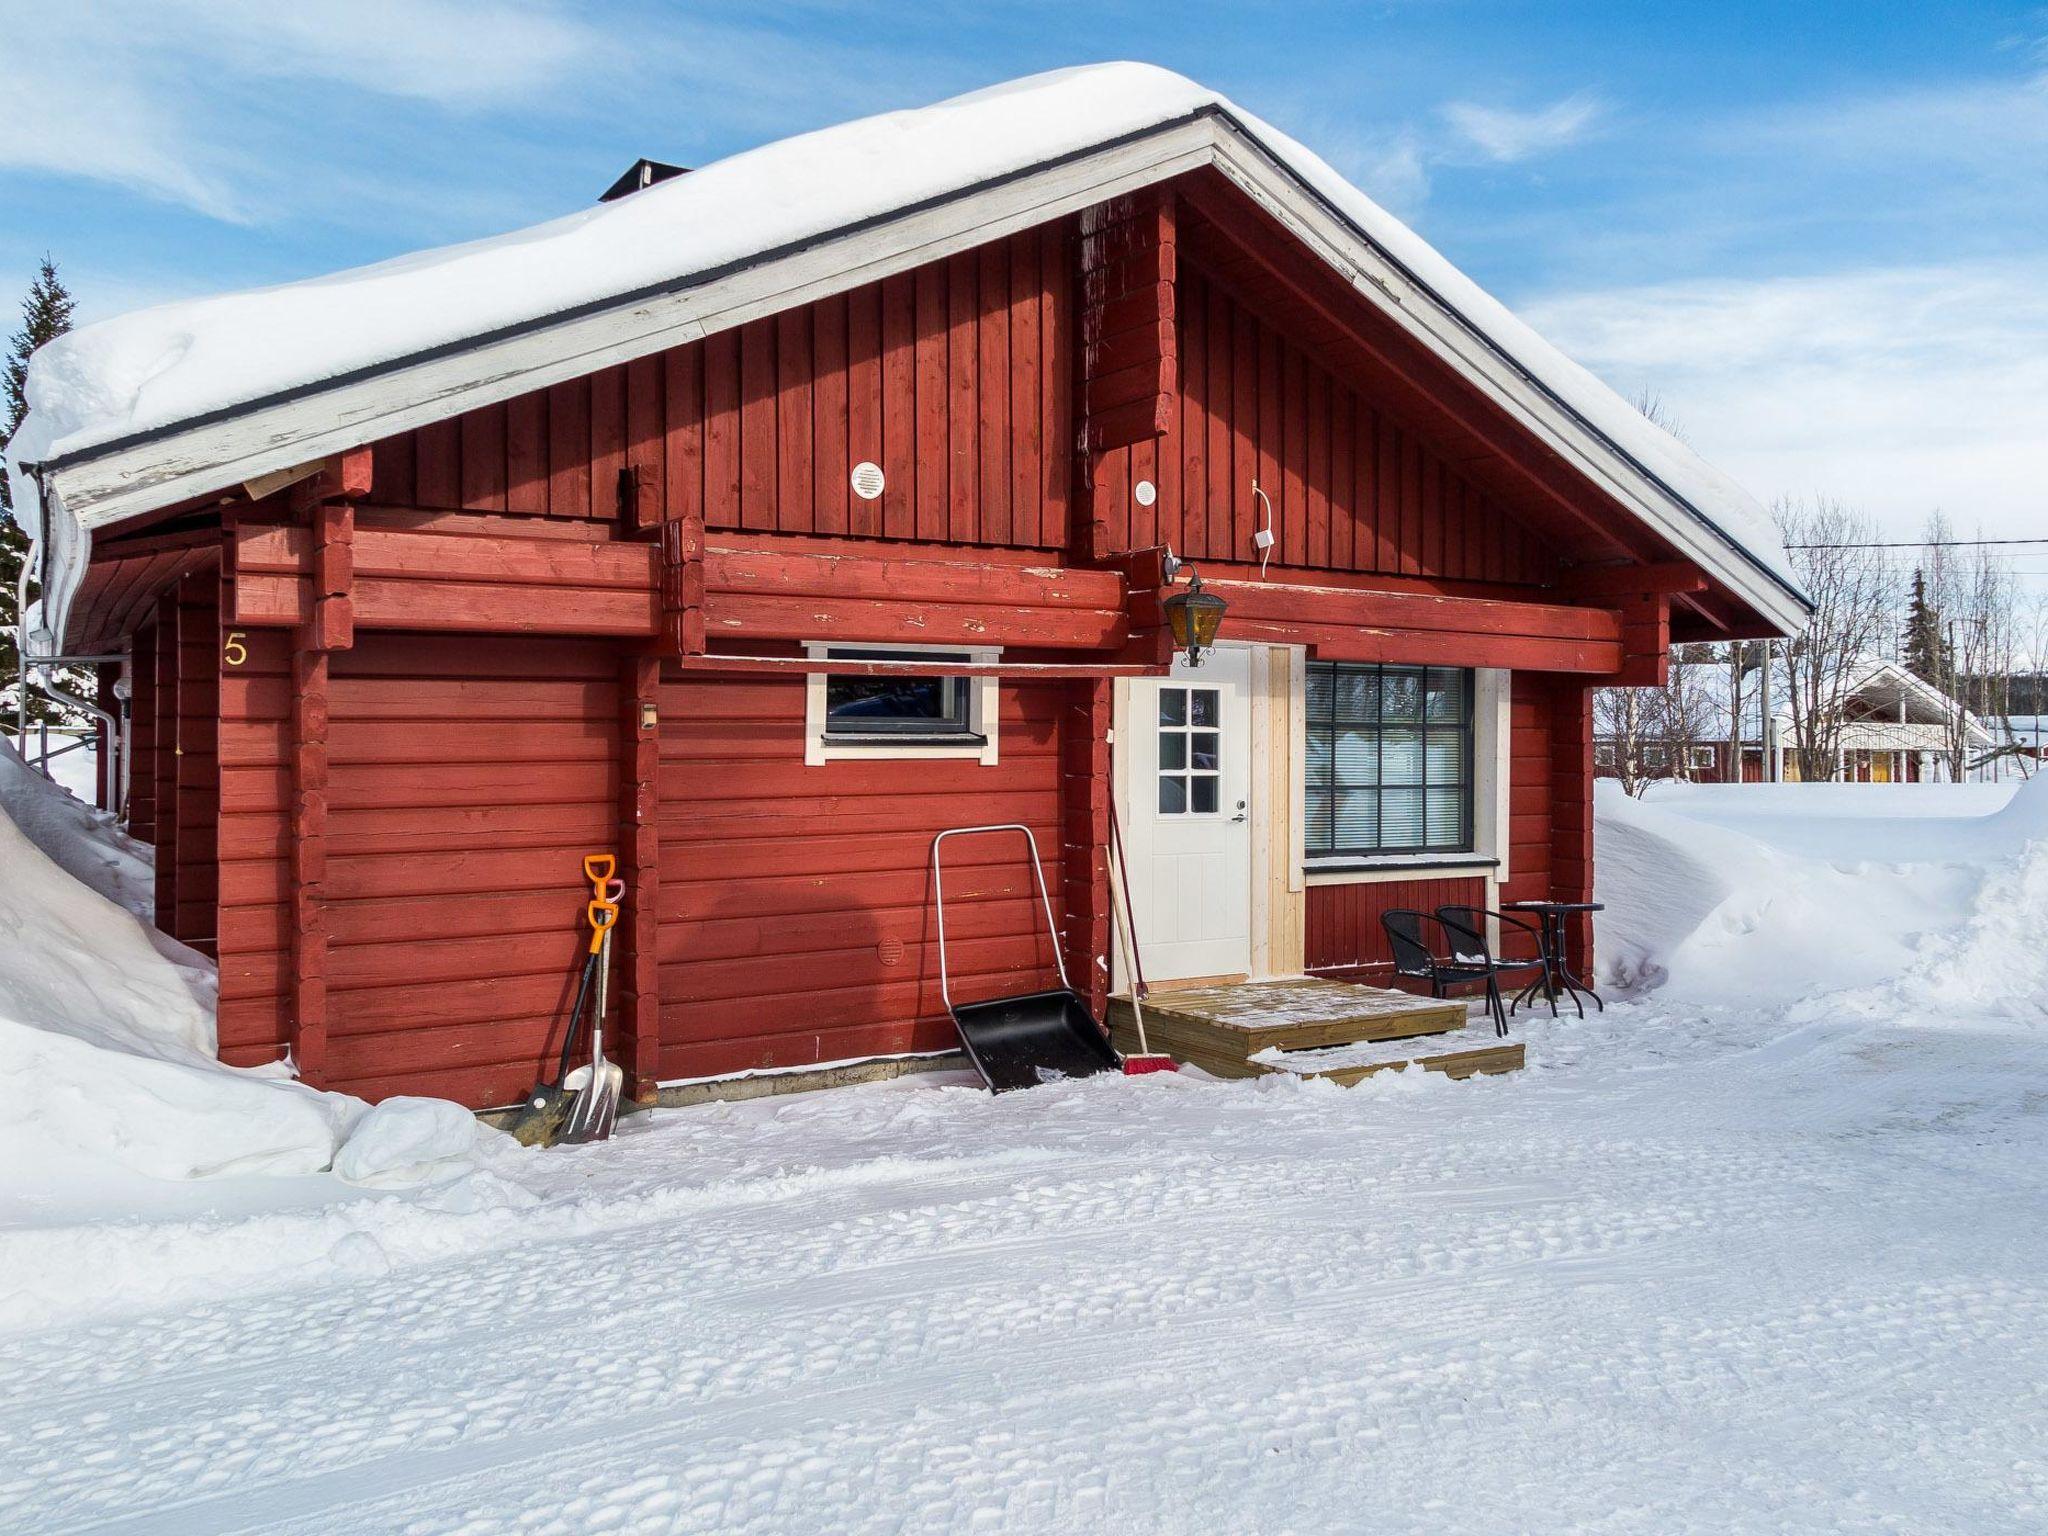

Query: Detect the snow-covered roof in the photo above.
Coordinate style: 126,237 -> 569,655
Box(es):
1660,656 -> 1991,744
5,63 -> 1809,651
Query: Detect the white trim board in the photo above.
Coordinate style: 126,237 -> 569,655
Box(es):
803,642 -> 1001,766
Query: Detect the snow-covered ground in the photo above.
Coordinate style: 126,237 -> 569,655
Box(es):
2,774 -> 2044,1533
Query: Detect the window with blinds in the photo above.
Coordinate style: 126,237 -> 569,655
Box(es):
1305,663 -> 1474,856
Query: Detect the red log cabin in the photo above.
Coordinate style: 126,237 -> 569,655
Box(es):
9,67 -> 1808,1109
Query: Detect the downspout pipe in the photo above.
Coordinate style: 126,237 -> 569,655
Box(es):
10,462 -> 123,809
11,466 -> 34,761
30,664 -> 122,814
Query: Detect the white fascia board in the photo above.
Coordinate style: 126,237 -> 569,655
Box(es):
43,122 -> 1218,533
1201,123 -> 1812,639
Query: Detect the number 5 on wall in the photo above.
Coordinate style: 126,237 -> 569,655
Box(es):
222,630 -> 249,668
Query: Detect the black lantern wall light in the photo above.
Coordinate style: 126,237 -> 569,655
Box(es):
1160,552 -> 1229,666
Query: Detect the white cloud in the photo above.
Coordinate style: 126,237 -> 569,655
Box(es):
1440,92 -> 1601,163
0,0 -> 605,220
1522,262 -> 2048,542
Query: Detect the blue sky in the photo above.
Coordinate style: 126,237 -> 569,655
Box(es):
4,1 -> 2044,558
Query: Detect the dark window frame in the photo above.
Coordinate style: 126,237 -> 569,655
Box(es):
820,647 -> 984,742
1304,662 -> 1475,857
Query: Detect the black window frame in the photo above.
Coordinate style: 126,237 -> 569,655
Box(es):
1304,662 -> 1475,857
820,648 -> 984,742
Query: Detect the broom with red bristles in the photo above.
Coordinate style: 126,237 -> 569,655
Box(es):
1107,798 -> 1176,1076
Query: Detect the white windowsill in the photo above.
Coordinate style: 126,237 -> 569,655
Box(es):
1304,855 -> 1500,887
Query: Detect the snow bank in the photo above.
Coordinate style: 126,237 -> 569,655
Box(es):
0,735 -> 151,916
1596,778 -> 2048,1022
5,64 -> 1798,626
0,738 -> 507,1200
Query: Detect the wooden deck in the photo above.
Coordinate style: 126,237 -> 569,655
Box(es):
1108,976 -> 1523,1085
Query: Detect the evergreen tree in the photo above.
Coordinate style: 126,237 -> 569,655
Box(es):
1900,567 -> 1950,683
3,258 -> 82,727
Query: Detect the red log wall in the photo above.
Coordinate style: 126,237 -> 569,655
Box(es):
652,668 -> 1078,1082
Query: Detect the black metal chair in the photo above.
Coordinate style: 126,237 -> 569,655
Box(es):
1380,909 -> 1539,1038
1437,906 -> 1559,1027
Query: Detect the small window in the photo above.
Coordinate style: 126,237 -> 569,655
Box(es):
804,643 -> 1000,765
1156,684 -> 1223,815
824,650 -> 978,739
1305,662 -> 1472,857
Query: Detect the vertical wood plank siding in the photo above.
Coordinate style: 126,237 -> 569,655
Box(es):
125,621 -> 158,845
172,573 -> 220,956
653,670 -> 1076,1082
370,225 -> 1075,551
1093,260 -> 1555,585
1304,876 -> 1488,981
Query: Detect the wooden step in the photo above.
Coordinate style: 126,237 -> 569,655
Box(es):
1108,976 -> 1469,1081
1249,1018 -> 1525,1086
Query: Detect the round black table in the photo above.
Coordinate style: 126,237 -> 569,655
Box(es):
1501,900 -> 1604,1016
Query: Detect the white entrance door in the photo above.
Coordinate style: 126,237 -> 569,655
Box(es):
1122,646 -> 1253,982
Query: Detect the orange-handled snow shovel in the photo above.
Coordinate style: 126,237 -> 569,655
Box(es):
560,857 -> 625,1143
507,856 -> 621,1147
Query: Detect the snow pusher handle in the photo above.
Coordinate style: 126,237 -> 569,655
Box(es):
929,824 -> 1070,1012
585,899 -> 619,954
583,853 -> 617,887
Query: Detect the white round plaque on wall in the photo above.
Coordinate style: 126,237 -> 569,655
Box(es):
1133,479 -> 1157,507
850,461 -> 886,501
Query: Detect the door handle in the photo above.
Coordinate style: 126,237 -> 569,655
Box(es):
1230,801 -> 1248,823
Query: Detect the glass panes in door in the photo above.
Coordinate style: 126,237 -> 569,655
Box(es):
1157,685 -> 1221,815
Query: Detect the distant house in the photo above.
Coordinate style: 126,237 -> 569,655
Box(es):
1597,658 -> 1994,784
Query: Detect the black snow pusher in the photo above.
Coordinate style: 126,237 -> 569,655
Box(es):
931,824 -> 1121,1093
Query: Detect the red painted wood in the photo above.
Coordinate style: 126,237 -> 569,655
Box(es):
813,294 -> 851,537
978,239 -> 1012,547
626,354 -> 665,531
125,622 -> 158,843
296,633 -> 622,1105
739,318 -> 777,531
651,670 -> 1079,1080
946,249 -> 979,546
174,573 -> 220,953
1305,876 -> 1487,981
776,308 -> 813,535
913,263 -> 948,543
879,273 -> 916,542
590,366 -> 627,522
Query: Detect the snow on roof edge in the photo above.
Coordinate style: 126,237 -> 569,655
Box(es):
5,62 -> 1804,629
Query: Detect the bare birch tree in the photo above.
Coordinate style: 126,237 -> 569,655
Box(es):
1594,686 -> 1654,796
1916,513 -> 2019,780
1775,497 -> 1892,782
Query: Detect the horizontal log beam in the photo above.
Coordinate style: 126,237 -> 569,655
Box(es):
236,521 -> 655,589
1556,560 -> 1708,599
672,655 -> 1165,679
1230,619 -> 1621,673
1208,578 -> 1622,644
703,545 -> 1124,609
236,573 -> 660,635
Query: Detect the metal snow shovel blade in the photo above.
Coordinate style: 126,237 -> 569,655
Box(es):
560,890 -> 623,1143
505,945 -> 600,1148
931,825 -> 1120,1093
